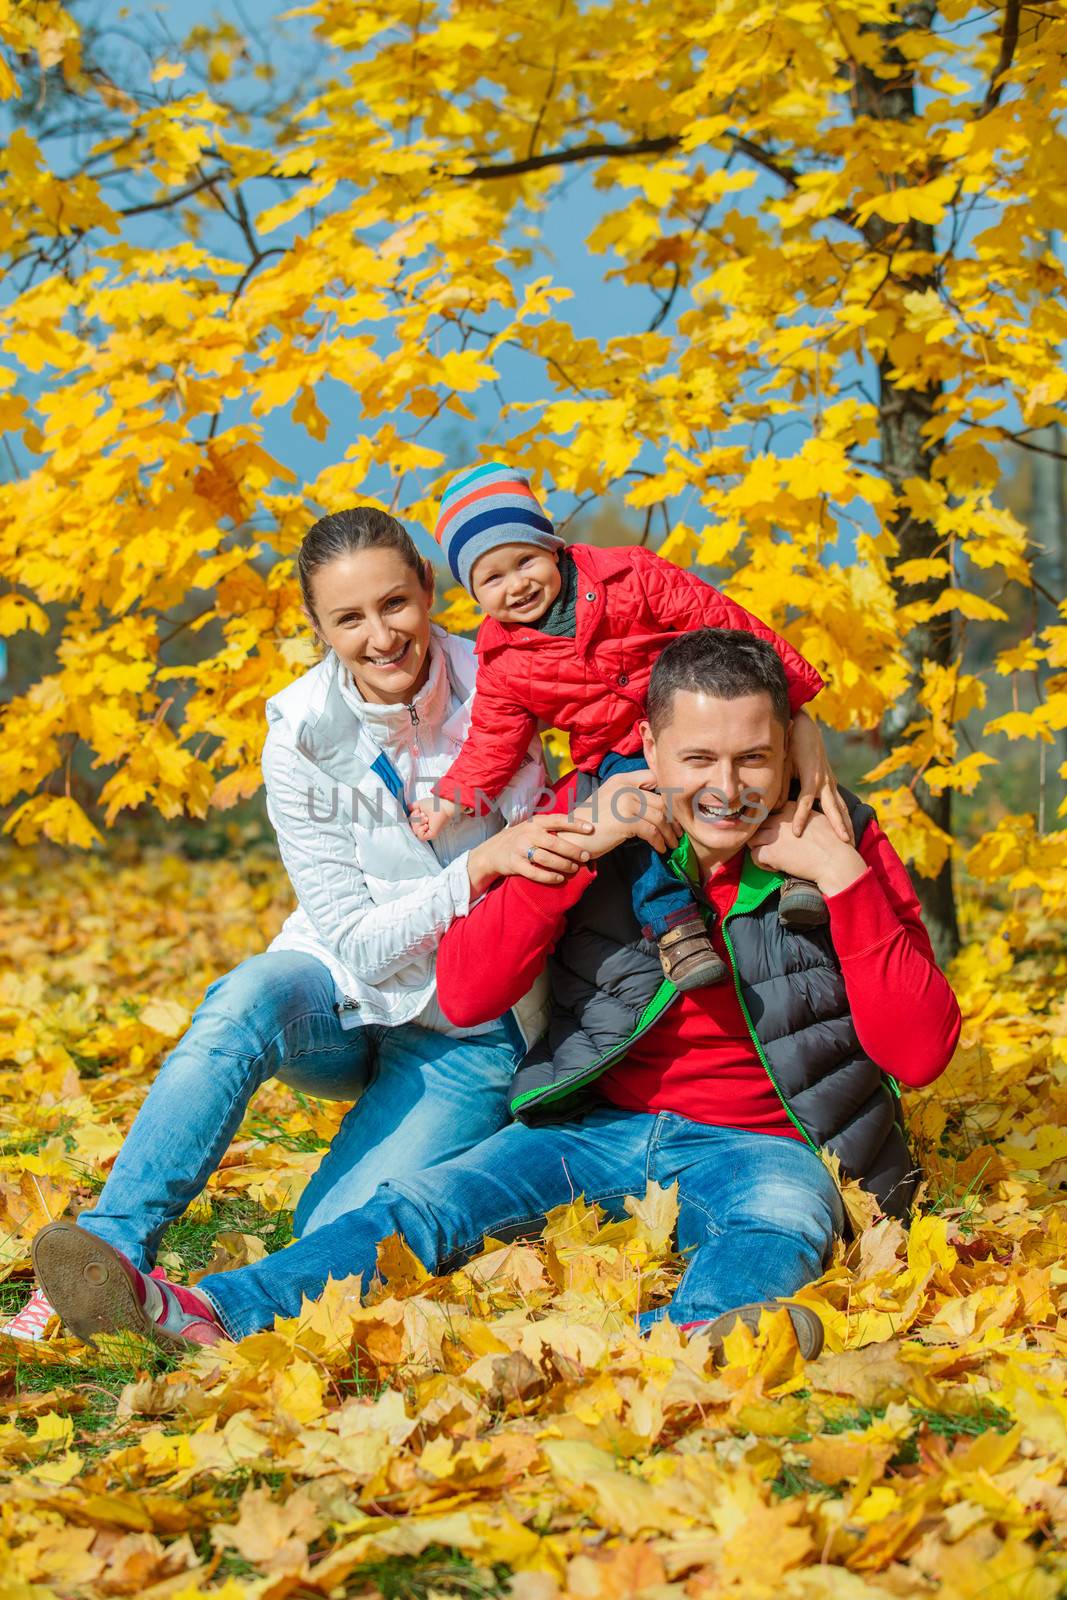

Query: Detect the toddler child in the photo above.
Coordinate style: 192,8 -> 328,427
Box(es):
412,463 -> 830,991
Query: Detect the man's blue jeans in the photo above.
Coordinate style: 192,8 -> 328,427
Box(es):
597,751 -> 696,940
199,1103 -> 845,1340
78,952 -> 521,1270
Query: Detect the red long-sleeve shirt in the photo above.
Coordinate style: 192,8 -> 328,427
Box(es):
436,775 -> 961,1127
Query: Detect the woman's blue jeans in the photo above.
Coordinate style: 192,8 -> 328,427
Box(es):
77,952 -> 521,1270
200,1104 -> 845,1340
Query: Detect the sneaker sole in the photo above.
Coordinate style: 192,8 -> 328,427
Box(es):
700,1302 -> 824,1362
31,1223 -> 182,1353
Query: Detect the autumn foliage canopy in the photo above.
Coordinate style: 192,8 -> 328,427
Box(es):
0,0 -> 1064,949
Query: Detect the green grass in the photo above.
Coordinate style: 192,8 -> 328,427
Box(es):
1,1195 -> 294,1453
771,1462 -> 842,1500
911,1400 -> 1013,1441
1,1194 -> 290,1322
821,1398 -> 1012,1443
871,1398 -> 1014,1474
0,1115 -> 80,1162
159,1194 -> 294,1273
4,1336 -> 186,1463
181,1534 -> 514,1597
925,1150 -> 997,1235
770,1399 -> 1017,1494
213,1552 -> 261,1581
1,1278 -> 33,1318
244,1098 -> 333,1155
339,1547 -> 512,1599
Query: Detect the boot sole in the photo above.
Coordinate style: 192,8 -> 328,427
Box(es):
31,1222 -> 182,1352
700,1301 -> 824,1362
779,905 -> 830,928
668,963 -> 728,992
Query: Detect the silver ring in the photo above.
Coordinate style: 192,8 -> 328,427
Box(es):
526,846 -> 537,861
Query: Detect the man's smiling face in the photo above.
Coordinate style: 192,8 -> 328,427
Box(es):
640,688 -> 789,869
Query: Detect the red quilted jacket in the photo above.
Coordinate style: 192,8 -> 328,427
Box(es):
434,542 -> 824,813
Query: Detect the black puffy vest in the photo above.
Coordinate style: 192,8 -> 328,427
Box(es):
507,783 -> 918,1219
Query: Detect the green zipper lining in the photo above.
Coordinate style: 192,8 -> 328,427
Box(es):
508,978 -> 679,1113
510,845 -> 855,1148
508,844 -> 783,1119
723,921 -> 825,1158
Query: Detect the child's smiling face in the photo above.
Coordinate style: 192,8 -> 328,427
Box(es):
469,543 -> 563,625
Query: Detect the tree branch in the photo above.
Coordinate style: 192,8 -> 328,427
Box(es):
648,261 -> 682,331
463,130 -> 862,234
980,0 -> 1021,115
978,422 -> 1067,462
525,1 -> 565,162
464,130 -> 809,188
729,134 -> 800,190
228,246 -> 285,304
118,168 -> 230,218
463,134 -> 679,180
1033,575 -> 1065,609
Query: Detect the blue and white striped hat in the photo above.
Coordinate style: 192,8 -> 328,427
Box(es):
433,461 -> 562,590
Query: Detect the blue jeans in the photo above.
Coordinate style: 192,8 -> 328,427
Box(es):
79,952 -> 521,1270
200,1104 -> 845,1340
597,751 -> 696,939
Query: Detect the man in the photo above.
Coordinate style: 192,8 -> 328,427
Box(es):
32,630 -> 961,1356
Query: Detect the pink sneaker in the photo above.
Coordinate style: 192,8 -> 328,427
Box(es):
3,1286 -> 58,1343
31,1223 -> 227,1351
3,1266 -> 172,1344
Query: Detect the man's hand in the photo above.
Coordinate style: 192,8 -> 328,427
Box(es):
749,802 -> 866,896
569,769 -> 682,861
789,711 -> 852,843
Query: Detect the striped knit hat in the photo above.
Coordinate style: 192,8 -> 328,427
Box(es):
434,461 -> 562,591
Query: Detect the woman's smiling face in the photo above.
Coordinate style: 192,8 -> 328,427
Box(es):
307,546 -> 435,705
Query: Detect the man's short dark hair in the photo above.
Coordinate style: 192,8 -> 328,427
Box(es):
646,628 -> 791,735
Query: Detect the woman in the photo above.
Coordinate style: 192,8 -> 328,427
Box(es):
6,506 -> 595,1341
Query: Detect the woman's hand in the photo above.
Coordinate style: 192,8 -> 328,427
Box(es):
789,710 -> 852,842
749,803 -> 866,896
466,770 -> 682,897
467,812 -> 596,895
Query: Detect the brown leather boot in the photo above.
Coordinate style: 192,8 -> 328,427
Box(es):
778,875 -> 829,928
657,912 -> 727,991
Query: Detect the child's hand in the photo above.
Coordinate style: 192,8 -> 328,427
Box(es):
411,796 -> 457,843
750,804 -> 865,896
788,711 -> 853,843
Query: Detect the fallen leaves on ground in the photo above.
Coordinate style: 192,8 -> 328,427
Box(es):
0,839 -> 1064,1598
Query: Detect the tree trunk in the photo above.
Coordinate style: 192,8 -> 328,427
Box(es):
1030,421 -> 1066,826
854,1 -> 961,964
